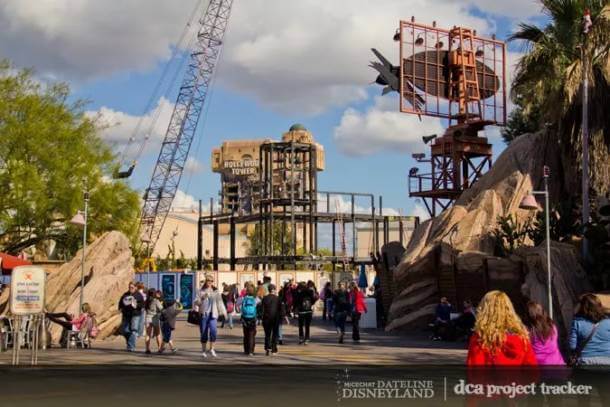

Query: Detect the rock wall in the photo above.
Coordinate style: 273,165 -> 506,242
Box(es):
0,231 -> 134,343
46,231 -> 135,342
520,242 -> 590,334
387,132 -> 590,331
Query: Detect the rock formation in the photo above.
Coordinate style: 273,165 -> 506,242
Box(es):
45,230 -> 135,342
387,132 -> 591,332
0,231 -> 134,343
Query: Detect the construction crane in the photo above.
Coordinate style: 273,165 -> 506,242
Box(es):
139,0 -> 234,252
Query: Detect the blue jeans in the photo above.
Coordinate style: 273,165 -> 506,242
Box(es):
221,312 -> 234,329
161,322 -> 173,343
137,309 -> 146,337
122,314 -> 140,351
199,314 -> 217,343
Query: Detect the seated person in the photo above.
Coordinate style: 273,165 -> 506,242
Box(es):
432,297 -> 453,341
46,303 -> 95,346
452,300 -> 476,340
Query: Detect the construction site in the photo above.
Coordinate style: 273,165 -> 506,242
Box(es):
2,1 -> 609,381
0,0 -> 538,329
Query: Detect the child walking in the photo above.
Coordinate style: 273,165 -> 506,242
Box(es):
159,299 -> 183,354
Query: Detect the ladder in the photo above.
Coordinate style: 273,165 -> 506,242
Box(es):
448,27 -> 482,124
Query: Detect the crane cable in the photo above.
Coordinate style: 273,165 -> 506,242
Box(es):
118,0 -> 206,168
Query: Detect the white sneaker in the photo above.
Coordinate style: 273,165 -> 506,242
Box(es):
210,349 -> 217,357
202,351 -> 207,358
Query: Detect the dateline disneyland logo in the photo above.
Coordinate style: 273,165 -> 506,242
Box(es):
336,369 -> 434,400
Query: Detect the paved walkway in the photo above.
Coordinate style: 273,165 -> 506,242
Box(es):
0,315 -> 468,365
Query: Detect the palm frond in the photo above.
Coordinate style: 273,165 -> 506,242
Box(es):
508,23 -> 546,45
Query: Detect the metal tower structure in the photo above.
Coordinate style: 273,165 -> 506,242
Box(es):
370,18 -> 506,217
139,0 -> 234,251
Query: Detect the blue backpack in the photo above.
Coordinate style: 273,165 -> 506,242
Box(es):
241,296 -> 257,319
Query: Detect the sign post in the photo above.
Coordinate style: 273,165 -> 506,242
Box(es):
9,265 -> 46,366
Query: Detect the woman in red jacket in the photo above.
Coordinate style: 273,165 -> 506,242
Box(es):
349,282 -> 368,342
467,290 -> 537,366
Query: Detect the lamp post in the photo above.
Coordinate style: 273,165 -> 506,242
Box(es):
520,166 -> 552,317
581,9 -> 593,262
70,190 -> 89,312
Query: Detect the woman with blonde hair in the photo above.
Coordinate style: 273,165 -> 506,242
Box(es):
467,290 -> 537,366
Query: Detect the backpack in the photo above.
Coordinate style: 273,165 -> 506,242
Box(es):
301,297 -> 312,312
241,296 -> 257,319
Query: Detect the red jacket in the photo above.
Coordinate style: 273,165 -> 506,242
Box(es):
350,290 -> 367,314
467,332 -> 538,366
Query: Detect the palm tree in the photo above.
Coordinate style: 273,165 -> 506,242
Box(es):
510,0 -> 610,197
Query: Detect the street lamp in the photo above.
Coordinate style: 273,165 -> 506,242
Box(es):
581,9 -> 593,262
519,166 -> 552,317
70,190 -> 89,312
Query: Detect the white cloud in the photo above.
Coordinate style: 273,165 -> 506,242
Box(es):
463,0 -> 542,19
184,157 -> 205,174
171,189 -> 199,211
220,0 -> 497,114
317,193 -> 400,216
0,0 -> 538,116
333,95 -> 445,156
87,97 -> 174,160
412,202 -> 431,222
0,1 -> 537,117
0,0 -> 200,80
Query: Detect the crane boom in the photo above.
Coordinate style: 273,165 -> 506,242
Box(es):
139,0 -> 234,251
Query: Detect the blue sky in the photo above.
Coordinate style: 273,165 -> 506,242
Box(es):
0,0 -> 545,219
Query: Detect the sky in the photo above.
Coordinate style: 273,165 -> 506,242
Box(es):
0,0 -> 546,222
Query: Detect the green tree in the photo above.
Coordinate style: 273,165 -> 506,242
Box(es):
0,61 -> 140,257
247,222 -> 295,256
492,214 -> 534,256
509,1 -> 610,194
500,96 -> 541,144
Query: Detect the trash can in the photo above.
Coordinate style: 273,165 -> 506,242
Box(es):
360,298 -> 377,329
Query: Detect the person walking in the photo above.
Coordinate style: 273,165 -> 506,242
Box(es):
285,279 -> 296,318
569,293 -> 610,365
466,290 -> 537,366
223,284 -> 237,329
144,289 -> 164,354
241,284 -> 259,356
261,276 -> 272,296
158,298 -> 182,354
195,276 -> 227,358
278,283 -> 290,345
118,282 -> 144,352
349,282 -> 367,343
136,282 -> 147,338
262,284 -> 284,355
333,282 -> 350,344
321,282 -> 333,321
294,281 -> 316,344
220,285 -> 232,329
256,284 -> 266,326
524,301 -> 564,365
